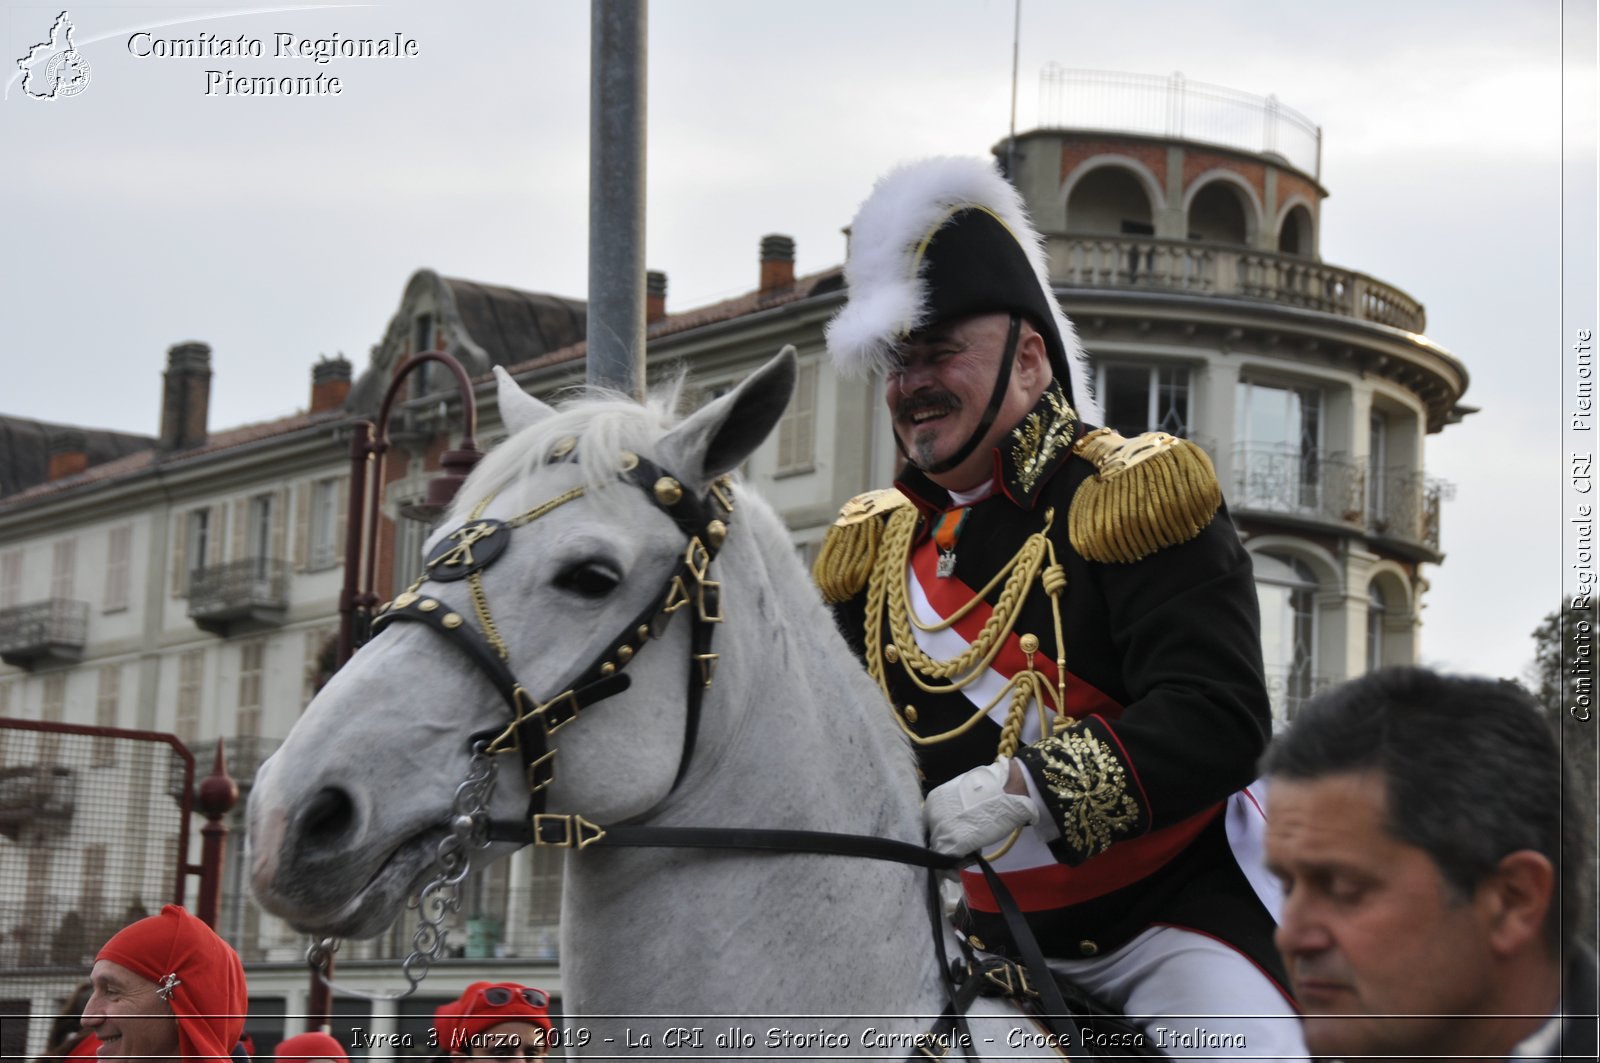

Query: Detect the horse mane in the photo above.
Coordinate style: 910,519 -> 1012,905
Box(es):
448,376 -> 690,521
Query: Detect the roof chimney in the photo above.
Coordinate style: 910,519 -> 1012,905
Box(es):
160,342 -> 212,451
310,355 -> 353,413
760,234 -> 795,294
646,271 -> 667,323
46,428 -> 88,482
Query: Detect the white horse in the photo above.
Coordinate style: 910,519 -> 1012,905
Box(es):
248,350 -> 1072,1059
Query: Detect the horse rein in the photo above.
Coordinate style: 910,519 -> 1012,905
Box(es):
358,446 -> 1093,1057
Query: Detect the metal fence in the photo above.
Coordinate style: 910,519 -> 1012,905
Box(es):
1038,67 -> 1322,179
0,720 -> 194,1062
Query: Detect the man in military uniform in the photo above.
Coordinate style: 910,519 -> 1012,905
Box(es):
815,157 -> 1304,1056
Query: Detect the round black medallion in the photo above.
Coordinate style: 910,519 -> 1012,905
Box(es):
425,518 -> 510,580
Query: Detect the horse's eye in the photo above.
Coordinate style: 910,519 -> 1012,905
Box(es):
555,561 -> 622,598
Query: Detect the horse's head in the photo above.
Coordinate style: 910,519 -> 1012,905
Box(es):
248,350 -> 799,938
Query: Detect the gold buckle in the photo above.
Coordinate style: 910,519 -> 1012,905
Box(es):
525,750 -> 556,793
532,813 -> 606,849
695,652 -> 719,688
696,579 -> 723,623
538,689 -> 582,733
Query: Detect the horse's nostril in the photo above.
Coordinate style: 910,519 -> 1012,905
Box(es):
300,787 -> 356,850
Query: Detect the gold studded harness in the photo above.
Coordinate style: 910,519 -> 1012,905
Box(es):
370,447 -> 733,828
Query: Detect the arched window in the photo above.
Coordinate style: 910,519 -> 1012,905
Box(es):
1254,551 -> 1318,727
1277,204 -> 1314,257
1188,182 -> 1250,245
1065,166 -> 1155,236
1366,582 -> 1387,672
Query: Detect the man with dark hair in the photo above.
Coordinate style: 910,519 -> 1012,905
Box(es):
1262,666 -> 1598,1061
817,156 -> 1303,1056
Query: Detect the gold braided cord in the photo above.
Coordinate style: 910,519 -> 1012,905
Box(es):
887,508 -> 1055,686
867,503 -> 1071,751
469,570 -> 506,660
455,486 -> 588,661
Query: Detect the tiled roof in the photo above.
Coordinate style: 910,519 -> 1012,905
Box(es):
441,277 -> 587,369
0,409 -> 346,508
0,417 -> 154,499
499,267 -> 844,377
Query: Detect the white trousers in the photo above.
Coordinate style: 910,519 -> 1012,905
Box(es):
1047,925 -> 1308,1061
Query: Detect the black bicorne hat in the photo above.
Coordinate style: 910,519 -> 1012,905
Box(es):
825,156 -> 1099,422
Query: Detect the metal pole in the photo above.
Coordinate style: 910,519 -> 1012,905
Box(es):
588,0 -> 648,399
194,739 -> 238,929
1007,0 -> 1020,177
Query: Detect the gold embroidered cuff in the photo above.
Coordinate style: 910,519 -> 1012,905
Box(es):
1017,720 -> 1148,865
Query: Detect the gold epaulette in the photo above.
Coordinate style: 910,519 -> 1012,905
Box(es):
812,488 -> 912,603
1067,428 -> 1222,564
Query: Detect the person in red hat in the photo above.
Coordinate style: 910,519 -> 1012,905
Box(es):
81,905 -> 247,1062
272,1032 -> 346,1063
432,983 -> 551,1060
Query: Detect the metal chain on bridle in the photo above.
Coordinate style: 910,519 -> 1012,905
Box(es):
308,445 -> 733,999
301,441 -> 1106,1060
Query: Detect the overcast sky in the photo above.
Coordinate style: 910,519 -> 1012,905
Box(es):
2,1 -> 1593,685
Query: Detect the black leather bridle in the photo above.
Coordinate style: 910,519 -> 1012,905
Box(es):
371,447 -> 732,833
368,444 -> 1102,1057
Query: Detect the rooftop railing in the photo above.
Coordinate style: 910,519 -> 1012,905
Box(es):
1038,68 -> 1322,179
1051,235 -> 1427,334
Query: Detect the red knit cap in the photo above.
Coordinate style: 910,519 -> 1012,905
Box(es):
433,983 -> 552,1053
95,906 -> 246,1063
274,1031 -> 348,1062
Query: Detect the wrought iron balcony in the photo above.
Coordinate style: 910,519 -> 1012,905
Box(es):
165,734 -> 281,801
0,764 -> 77,842
1368,468 -> 1450,558
1231,445 -> 1366,529
1229,448 -> 1446,558
187,557 -> 288,635
0,598 -> 88,668
1264,670 -> 1335,730
1049,235 -> 1427,334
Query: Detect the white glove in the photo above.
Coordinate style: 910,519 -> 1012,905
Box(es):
923,757 -> 1040,859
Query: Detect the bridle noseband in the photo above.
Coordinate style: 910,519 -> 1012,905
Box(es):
357,442 -> 1094,1055
370,445 -> 735,832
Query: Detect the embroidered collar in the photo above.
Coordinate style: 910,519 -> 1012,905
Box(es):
894,383 -> 1080,517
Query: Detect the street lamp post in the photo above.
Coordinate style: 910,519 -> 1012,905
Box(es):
310,350 -> 484,1032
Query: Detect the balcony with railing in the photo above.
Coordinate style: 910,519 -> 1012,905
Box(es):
1228,447 -> 1446,558
187,558 -> 288,635
1264,670 -> 1335,731
0,764 -> 77,842
1049,235 -> 1427,334
0,598 -> 88,668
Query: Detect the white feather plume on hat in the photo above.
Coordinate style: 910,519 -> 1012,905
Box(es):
825,156 -> 1099,424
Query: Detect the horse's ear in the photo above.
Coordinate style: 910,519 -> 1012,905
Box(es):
495,366 -> 556,436
658,347 -> 797,487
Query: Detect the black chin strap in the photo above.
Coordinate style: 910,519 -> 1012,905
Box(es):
918,313 -> 1021,476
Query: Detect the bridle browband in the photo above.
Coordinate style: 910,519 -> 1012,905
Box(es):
371,445 -> 733,823
365,440 -> 1091,1055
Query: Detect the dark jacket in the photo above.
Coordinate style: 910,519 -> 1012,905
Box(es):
831,384 -> 1285,986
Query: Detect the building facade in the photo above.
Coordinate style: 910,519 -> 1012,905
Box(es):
0,77 -> 1465,1058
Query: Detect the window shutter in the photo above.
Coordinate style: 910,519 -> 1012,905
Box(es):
171,511 -> 188,596
231,499 -> 248,562
272,487 -> 289,563
335,476 -> 349,566
294,482 -> 311,571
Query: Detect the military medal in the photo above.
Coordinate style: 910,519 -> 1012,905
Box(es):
933,508 -> 970,578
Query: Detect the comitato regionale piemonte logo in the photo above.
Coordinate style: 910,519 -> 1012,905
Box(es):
16,11 -> 92,100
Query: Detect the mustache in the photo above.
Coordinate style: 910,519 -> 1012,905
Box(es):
895,391 -> 961,420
